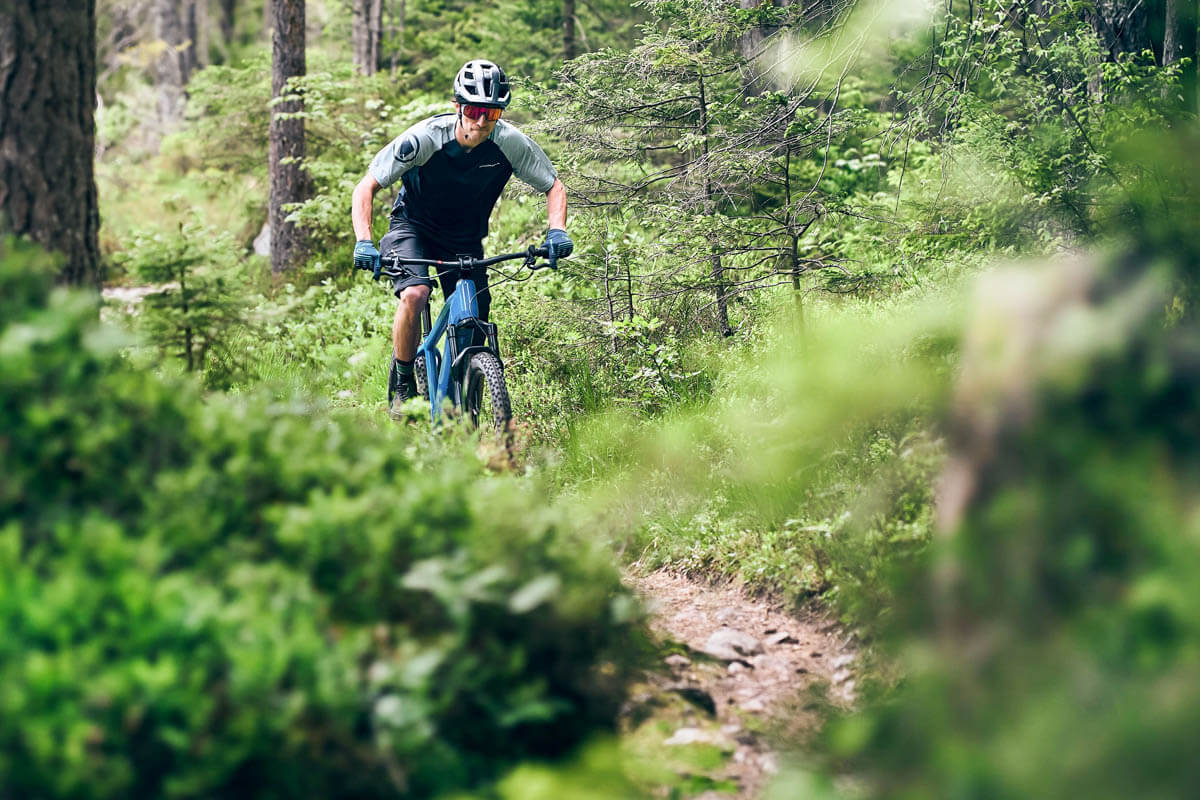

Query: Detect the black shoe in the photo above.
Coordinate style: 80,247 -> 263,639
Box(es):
387,358 -> 418,407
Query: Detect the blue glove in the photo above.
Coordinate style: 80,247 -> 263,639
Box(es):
354,239 -> 381,279
542,228 -> 573,268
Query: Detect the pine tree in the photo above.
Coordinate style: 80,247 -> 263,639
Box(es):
545,0 -> 847,334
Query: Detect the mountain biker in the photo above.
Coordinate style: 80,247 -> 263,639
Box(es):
350,58 -> 573,413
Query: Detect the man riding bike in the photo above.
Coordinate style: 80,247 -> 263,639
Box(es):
350,59 -> 573,414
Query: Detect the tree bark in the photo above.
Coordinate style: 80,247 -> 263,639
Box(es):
192,0 -> 209,70
1088,0 -> 1165,62
388,0 -> 405,71
0,0 -> 102,287
352,0 -> 382,75
737,0 -> 770,60
564,0 -> 577,61
219,0 -> 237,45
370,0 -> 382,72
182,0 -> 198,76
269,0 -> 308,273
156,0 -> 191,123
1165,0 -> 1198,113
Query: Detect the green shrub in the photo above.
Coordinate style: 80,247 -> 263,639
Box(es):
0,237 -> 642,798
113,223 -> 253,387
549,290 -> 953,610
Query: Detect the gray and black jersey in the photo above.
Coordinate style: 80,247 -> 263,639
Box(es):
368,114 -> 557,253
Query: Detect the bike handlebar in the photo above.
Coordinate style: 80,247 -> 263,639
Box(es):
378,245 -> 553,280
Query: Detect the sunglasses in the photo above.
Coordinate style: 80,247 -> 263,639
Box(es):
461,104 -> 503,122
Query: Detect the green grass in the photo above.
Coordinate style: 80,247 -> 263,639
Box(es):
539,281 -> 967,615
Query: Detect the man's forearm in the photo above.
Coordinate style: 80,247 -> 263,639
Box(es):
352,176 -> 380,241
547,179 -> 567,230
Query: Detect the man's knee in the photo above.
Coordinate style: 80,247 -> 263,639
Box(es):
398,284 -> 431,313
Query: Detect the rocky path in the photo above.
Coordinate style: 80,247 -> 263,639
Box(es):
622,570 -> 857,799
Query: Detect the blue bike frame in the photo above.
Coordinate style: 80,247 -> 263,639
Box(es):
376,246 -> 551,423
417,276 -> 500,422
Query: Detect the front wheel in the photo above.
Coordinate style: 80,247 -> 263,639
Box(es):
415,353 -> 430,400
463,351 -> 512,432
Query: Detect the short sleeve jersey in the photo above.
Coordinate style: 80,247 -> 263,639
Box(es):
368,114 -> 557,252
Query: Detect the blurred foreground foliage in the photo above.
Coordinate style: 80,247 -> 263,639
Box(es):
787,131 -> 1200,798
0,237 -> 643,798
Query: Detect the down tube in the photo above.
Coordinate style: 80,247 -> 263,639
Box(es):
421,302 -> 452,421
438,279 -> 481,416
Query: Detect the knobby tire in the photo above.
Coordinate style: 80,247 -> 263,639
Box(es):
464,351 -> 512,433
415,355 -> 430,400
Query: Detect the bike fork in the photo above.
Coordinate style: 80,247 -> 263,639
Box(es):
418,305 -> 439,421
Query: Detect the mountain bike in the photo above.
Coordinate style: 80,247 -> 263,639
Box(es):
377,246 -> 553,431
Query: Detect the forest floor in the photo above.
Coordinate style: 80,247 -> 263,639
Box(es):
620,570 -> 857,799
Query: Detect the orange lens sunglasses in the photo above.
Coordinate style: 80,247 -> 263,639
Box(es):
462,104 -> 503,122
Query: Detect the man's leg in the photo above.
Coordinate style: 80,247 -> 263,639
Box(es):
387,286 -> 430,411
392,285 -> 431,361
380,224 -> 434,409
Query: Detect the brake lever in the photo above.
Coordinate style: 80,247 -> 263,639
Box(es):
524,245 -> 545,271
526,245 -> 556,271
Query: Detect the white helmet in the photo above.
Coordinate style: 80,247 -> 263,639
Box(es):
453,59 -> 511,108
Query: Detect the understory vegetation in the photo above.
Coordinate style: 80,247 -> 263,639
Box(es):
6,0 -> 1200,796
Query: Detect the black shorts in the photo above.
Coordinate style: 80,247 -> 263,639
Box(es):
379,219 -> 492,321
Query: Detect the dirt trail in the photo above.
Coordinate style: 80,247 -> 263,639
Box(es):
102,284 -> 173,305
623,570 -> 857,799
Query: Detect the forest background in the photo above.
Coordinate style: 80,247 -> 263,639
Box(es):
2,0 -> 1200,797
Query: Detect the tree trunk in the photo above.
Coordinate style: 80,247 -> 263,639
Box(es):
182,0 -> 198,76
156,0 -> 191,123
563,0 -> 577,61
784,145 -> 801,297
269,0 -> 308,273
193,0 -> 209,69
737,0 -> 777,59
371,0 -> 382,72
389,0 -> 405,71
352,0 -> 382,75
1164,0 -> 1198,113
0,0 -> 102,287
625,254 -> 635,322
603,246 -> 616,350
1089,0 -> 1165,62
698,73 -> 732,337
352,0 -> 365,70
367,0 -> 381,72
219,0 -> 237,46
